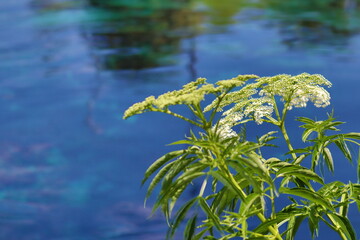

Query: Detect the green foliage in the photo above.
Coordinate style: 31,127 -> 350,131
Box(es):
123,73 -> 360,239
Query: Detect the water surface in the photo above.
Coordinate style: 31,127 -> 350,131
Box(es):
0,0 -> 360,239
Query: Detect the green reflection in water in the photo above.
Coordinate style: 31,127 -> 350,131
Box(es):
86,0 -> 203,70
260,0 -> 360,48
201,0 -> 251,25
32,0 -> 360,67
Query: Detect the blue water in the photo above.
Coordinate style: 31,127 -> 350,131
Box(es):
0,0 -> 360,239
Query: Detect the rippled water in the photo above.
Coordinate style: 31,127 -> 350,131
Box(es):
0,0 -> 360,239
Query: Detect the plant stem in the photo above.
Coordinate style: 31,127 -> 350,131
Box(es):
156,109 -> 202,128
273,99 -> 297,161
221,165 -> 283,240
280,121 -> 297,161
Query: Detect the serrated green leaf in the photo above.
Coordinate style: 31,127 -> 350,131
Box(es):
297,117 -> 315,125
280,187 -> 334,211
258,131 -> 278,144
154,171 -> 205,212
286,215 -> 306,240
198,197 -> 223,231
252,214 -> 290,234
167,198 -> 197,239
169,167 -> 206,205
162,159 -> 202,190
276,165 -> 324,184
239,193 -> 260,217
293,154 -> 307,165
145,161 -> 176,201
343,132 -> 360,140
211,186 -> 239,214
184,215 -> 197,240
338,193 -> 349,217
302,128 -> 314,142
334,138 -> 352,162
168,139 -> 193,145
308,207 -> 319,239
143,150 -> 185,184
210,171 -> 246,201
323,147 -> 334,172
192,227 -> 209,240
327,212 -> 357,240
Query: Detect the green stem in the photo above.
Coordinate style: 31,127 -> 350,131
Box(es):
213,141 -> 283,239
274,99 -> 297,161
220,164 -> 283,240
209,89 -> 231,122
280,122 -> 297,161
155,109 -> 202,128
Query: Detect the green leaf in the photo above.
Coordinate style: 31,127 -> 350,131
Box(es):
343,132 -> 360,140
327,212 -> 357,240
293,154 -> 307,165
276,165 -> 324,184
210,171 -> 246,201
286,215 -> 306,240
252,214 -> 290,234
168,139 -> 194,145
239,193 -> 261,217
308,207 -> 319,239
162,158 -> 201,190
168,164 -> 207,211
323,147 -> 334,172
338,193 -> 349,217
145,161 -> 176,201
143,150 -> 185,184
280,187 -> 334,211
154,171 -> 205,212
334,138 -> 352,162
297,116 -> 315,125
184,215 -> 197,240
235,152 -> 273,186
192,227 -> 209,240
302,128 -> 314,142
211,186 -> 240,214
198,197 -> 223,231
258,131 -> 278,144
167,198 -> 197,239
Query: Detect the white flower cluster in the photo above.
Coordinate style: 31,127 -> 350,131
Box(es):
286,86 -> 331,110
258,73 -> 331,110
213,120 -> 238,140
212,112 -> 243,140
243,97 -> 274,124
211,73 -> 331,130
221,96 -> 274,125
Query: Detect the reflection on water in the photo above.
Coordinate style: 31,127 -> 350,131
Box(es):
1,0 -> 360,239
29,0 -> 360,70
201,0 -> 249,25
261,0 -> 360,49
84,0 -> 203,70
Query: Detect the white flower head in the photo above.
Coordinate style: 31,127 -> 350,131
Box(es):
243,97 -> 274,124
212,119 -> 236,140
257,73 -> 331,110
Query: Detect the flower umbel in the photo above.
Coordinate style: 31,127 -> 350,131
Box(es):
258,73 -> 331,110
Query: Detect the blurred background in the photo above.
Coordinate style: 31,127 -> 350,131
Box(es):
0,0 -> 360,239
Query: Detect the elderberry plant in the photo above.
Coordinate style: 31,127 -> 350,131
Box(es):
123,73 -> 360,240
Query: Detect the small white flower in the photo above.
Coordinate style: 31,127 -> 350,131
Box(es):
212,119 -> 238,140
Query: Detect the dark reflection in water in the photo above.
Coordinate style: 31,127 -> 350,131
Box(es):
261,0 -> 360,49
84,0 -> 203,70
201,0 -> 249,25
